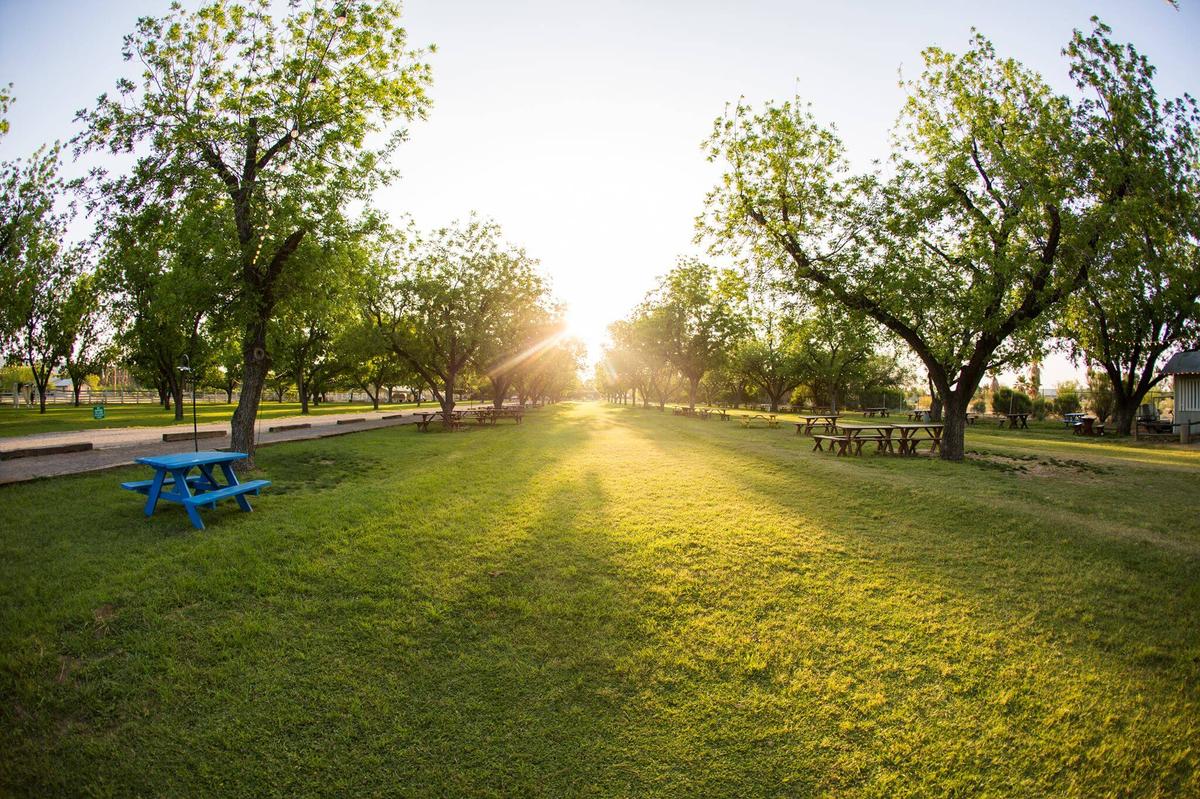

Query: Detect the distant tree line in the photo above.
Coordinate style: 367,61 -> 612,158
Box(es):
597,261 -> 909,414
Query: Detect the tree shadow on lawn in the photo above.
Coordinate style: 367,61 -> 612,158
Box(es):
300,463 -> 838,798
628,409 -> 1200,659
601,408 -> 1200,793
0,407 -> 605,796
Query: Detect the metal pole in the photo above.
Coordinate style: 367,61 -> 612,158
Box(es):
192,376 -> 198,452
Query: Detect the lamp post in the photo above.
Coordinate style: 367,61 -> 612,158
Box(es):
178,356 -> 199,452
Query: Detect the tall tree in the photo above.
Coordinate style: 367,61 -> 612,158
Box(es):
369,218 -> 547,428
101,201 -> 234,419
77,0 -> 432,466
513,337 -> 585,406
60,271 -> 110,406
640,260 -> 745,409
703,25 -> 1156,460
268,238 -> 357,414
333,319 -> 408,410
731,286 -> 806,412
2,143 -> 65,349
475,283 -> 556,409
1054,20 -> 1200,434
794,301 -> 878,413
8,242 -> 81,413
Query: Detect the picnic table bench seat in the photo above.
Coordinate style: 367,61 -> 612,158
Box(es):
812,434 -> 847,454
847,434 -> 889,455
183,479 -> 271,510
121,474 -> 208,494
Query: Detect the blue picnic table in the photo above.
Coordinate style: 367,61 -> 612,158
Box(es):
121,450 -> 270,530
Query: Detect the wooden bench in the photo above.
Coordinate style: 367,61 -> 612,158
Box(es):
848,434 -> 888,455
182,479 -> 271,511
415,415 -> 465,432
495,408 -> 524,424
812,434 -> 847,455
896,436 -> 930,455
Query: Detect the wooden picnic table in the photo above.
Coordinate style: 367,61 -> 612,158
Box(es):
415,410 -> 465,431
1000,412 -> 1030,430
794,414 -> 841,435
121,450 -> 269,530
741,413 -> 778,429
863,407 -> 890,417
907,409 -> 933,422
888,423 -> 945,455
833,422 -> 895,455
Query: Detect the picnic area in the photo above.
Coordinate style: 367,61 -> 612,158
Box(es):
2,402 -> 1198,796
3,0 -> 1200,796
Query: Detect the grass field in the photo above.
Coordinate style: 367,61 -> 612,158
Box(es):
0,401 -> 426,438
1,402 -> 1197,796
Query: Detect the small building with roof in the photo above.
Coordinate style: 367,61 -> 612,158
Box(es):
1161,350 -> 1200,442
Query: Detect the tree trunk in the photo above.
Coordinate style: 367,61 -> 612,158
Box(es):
231,323 -> 270,468
927,376 -> 943,422
688,375 -> 699,410
440,374 -> 457,430
225,384 -> 234,403
298,370 -> 309,415
73,380 -> 83,407
490,375 -> 511,408
940,395 -> 967,461
170,377 -> 185,421
1112,395 -> 1141,437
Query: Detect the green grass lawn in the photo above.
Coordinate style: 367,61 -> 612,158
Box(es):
1,402 -> 1197,796
0,400 -> 427,438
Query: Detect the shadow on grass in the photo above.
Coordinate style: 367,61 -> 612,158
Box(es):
0,406 -> 604,796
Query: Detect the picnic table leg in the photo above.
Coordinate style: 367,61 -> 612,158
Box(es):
143,470 -> 166,517
197,464 -> 222,492
219,462 -> 253,512
171,468 -> 206,530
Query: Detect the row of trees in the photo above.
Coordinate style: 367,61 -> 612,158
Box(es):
1,1 -> 582,455
598,261 -> 908,414
623,18 -> 1197,460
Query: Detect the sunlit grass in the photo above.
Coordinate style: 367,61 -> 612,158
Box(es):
1,402 -> 1197,796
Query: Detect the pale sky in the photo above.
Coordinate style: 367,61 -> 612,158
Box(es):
2,0 -> 1198,387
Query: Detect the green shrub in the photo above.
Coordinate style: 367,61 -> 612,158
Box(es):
1031,396 -> 1049,420
1053,382 -> 1082,416
971,398 -> 987,414
991,387 -> 1032,415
